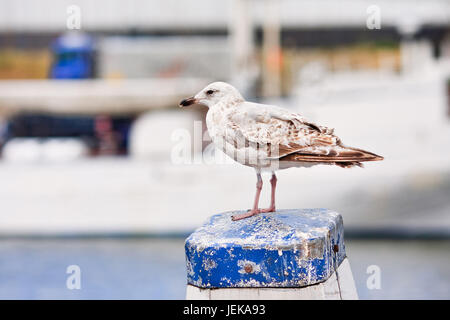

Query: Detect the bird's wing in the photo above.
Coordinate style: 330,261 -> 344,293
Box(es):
226,102 -> 382,163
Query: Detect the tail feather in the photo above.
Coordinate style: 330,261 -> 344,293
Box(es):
280,145 -> 383,168
342,145 -> 384,162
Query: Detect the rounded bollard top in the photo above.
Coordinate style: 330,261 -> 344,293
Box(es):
185,209 -> 346,288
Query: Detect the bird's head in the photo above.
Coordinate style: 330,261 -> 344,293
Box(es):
179,82 -> 244,108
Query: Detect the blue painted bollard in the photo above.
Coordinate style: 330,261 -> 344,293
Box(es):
185,209 -> 358,299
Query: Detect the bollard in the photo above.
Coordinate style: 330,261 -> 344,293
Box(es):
185,209 -> 358,300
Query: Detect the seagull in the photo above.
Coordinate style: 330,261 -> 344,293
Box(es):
179,82 -> 383,221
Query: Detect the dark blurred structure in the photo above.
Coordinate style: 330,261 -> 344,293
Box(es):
4,113 -> 133,155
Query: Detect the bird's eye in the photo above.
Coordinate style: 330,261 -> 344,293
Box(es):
206,90 -> 215,95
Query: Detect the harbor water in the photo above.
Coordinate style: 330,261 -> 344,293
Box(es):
0,238 -> 448,299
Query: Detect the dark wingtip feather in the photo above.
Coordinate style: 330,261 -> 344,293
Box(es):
335,161 -> 363,168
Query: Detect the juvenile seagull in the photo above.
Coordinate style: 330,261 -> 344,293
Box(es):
180,82 -> 383,221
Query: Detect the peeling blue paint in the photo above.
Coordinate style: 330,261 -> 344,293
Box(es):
185,208 -> 346,288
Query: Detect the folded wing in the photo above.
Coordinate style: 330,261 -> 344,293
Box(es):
228,103 -> 383,167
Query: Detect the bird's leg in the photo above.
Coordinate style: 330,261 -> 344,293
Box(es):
260,172 -> 277,213
231,173 -> 263,221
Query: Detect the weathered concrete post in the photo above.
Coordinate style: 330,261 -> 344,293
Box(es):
185,209 -> 358,299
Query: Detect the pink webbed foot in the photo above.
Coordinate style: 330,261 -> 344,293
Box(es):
231,209 -> 262,221
231,207 -> 275,221
259,206 -> 276,213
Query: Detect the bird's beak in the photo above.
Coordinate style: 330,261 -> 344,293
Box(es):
179,96 -> 197,107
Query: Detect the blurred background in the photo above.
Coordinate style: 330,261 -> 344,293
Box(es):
0,0 -> 449,299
